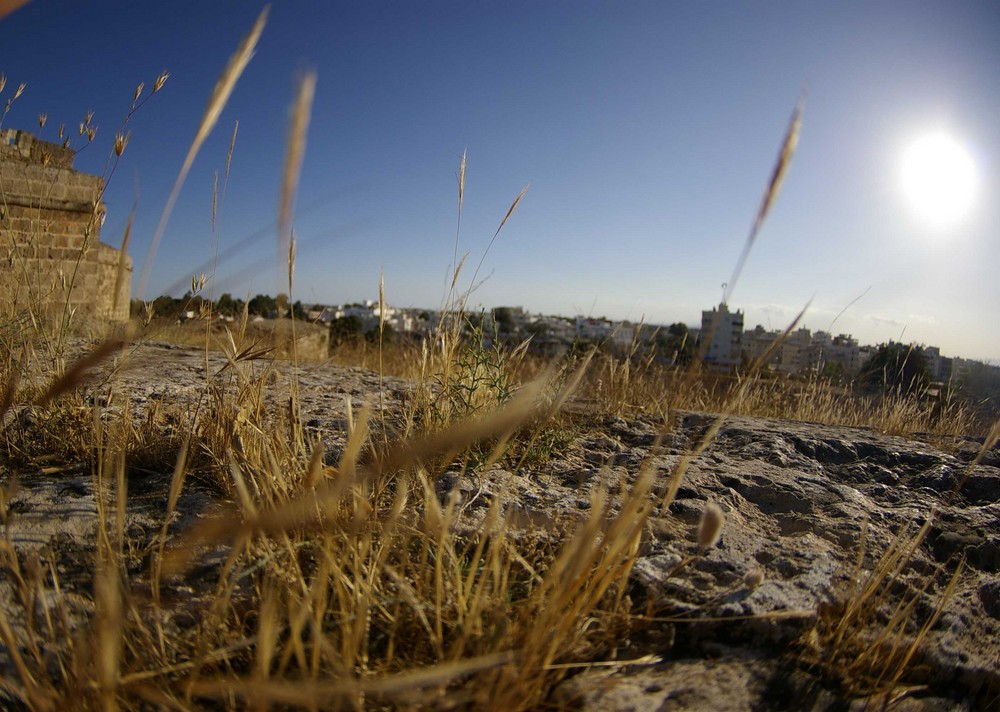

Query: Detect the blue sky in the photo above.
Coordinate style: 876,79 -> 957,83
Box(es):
2,1 -> 998,361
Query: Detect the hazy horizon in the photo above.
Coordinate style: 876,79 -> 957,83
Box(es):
2,1 -> 997,362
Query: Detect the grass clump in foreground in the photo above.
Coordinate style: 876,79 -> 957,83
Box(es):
1,10 -> 995,710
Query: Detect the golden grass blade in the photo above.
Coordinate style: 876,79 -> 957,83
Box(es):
153,438 -> 191,636
468,183 -> 529,298
751,95 -> 804,236
495,184 -> 529,240
112,205 -> 135,324
457,149 -> 467,214
36,339 -> 126,406
225,119 -> 239,181
339,401 -> 371,478
165,438 -> 190,521
373,378 -> 542,474
114,449 -> 126,556
255,585 -> 280,683
186,651 -> 514,705
138,7 -> 268,297
827,284 -> 872,333
304,436 -> 325,489
378,271 -> 387,427
949,414 -> 1000,503
750,298 -> 812,369
230,457 -> 258,516
95,554 -> 122,711
161,383 -> 547,575
0,1 -> 31,22
887,557 -> 965,693
287,231 -> 296,294
378,271 -> 386,334
450,252 -> 469,293
543,654 -> 663,671
453,148 -> 467,271
974,416 -> 1000,466
724,93 -> 804,304
278,71 -> 317,258
0,350 -> 23,427
0,612 -> 43,706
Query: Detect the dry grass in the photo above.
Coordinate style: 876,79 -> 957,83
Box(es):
801,519 -> 966,700
0,15 -> 992,710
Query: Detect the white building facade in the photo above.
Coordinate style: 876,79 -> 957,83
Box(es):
701,303 -> 744,368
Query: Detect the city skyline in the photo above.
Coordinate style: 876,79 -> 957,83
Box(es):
2,2 -> 997,361
166,289 -> 986,367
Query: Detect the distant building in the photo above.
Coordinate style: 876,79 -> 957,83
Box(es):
576,316 -> 615,341
701,303 -> 743,368
743,325 -> 782,368
815,332 -> 861,374
939,356 -> 954,383
610,321 -> 638,348
923,345 -> 942,380
776,327 -> 812,373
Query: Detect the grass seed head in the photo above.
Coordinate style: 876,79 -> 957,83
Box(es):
153,70 -> 169,92
744,567 -> 765,590
115,130 -> 133,157
697,501 -> 725,550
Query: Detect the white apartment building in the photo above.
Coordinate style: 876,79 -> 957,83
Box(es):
813,331 -> 861,374
701,303 -> 743,368
826,334 -> 861,373
576,317 -> 615,341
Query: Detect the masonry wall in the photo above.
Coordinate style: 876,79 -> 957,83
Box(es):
0,129 -> 131,322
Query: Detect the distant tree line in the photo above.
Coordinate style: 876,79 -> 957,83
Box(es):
132,292 -> 311,320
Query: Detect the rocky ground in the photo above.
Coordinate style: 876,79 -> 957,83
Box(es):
1,342 -> 998,710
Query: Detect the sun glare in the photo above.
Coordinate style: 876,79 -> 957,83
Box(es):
899,132 -> 976,228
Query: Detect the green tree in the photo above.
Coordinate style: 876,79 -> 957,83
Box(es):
367,321 -> 395,343
215,293 -> 240,316
329,315 -> 363,346
860,343 -> 930,394
524,321 -> 547,338
150,295 -> 183,319
248,294 -> 277,317
659,322 -> 695,366
493,307 -> 517,335
290,300 -> 309,320
821,360 -> 848,383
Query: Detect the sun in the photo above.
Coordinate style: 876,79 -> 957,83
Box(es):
899,132 -> 976,228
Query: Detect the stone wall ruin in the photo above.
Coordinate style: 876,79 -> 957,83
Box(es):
0,129 -> 131,322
